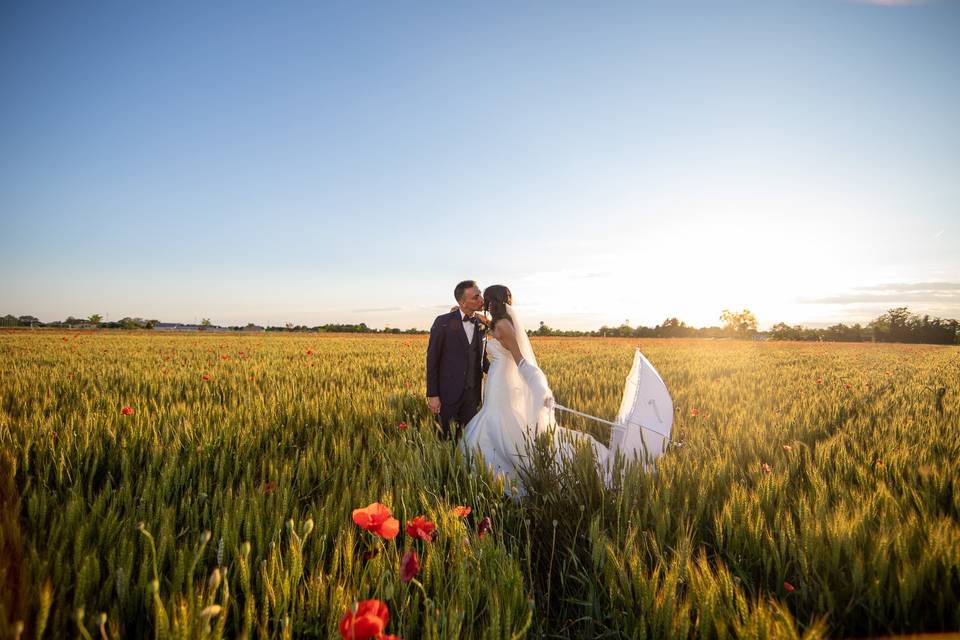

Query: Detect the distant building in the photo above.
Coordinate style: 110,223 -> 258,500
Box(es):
154,323 -> 203,332
153,322 -> 237,332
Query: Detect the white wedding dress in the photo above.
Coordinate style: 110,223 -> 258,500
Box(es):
461,305 -> 619,490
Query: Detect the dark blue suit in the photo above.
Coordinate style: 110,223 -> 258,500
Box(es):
426,310 -> 488,439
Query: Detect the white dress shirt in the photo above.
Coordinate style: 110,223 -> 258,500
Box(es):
459,309 -> 476,344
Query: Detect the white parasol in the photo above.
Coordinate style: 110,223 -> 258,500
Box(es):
553,348 -> 673,467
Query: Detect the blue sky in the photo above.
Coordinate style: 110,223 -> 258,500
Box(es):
2,0 -> 958,329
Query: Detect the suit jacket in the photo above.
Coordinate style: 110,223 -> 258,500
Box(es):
426,310 -> 489,404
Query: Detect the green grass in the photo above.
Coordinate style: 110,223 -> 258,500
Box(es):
1,332 -> 957,638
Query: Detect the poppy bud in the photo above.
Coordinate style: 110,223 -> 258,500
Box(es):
208,568 -> 221,591
301,519 -> 315,537
400,550 -> 420,583
478,517 -> 492,539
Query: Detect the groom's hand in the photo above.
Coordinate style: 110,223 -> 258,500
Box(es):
427,396 -> 441,414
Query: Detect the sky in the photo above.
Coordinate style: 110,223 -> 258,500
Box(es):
2,0 -> 959,330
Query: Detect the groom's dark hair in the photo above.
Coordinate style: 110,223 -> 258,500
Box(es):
454,280 -> 477,302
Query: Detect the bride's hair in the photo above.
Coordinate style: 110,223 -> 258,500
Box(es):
483,285 -> 513,329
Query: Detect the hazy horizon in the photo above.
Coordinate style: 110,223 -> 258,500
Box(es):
4,290 -> 958,332
3,1 -> 959,331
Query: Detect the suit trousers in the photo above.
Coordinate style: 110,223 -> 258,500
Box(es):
437,385 -> 481,441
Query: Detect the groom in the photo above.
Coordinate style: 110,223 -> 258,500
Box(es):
426,280 -> 489,440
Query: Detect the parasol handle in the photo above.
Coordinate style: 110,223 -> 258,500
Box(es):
552,404 -> 618,426
553,404 -> 669,438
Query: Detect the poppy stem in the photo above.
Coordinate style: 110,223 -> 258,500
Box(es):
409,577 -> 432,607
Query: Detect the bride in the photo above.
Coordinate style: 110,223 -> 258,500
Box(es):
461,285 -> 632,490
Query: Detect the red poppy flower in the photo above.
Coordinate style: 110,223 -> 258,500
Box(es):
221,355 -> 230,360
784,581 -> 796,593
339,599 -> 389,640
400,549 -> 420,583
352,503 -> 400,540
202,374 -> 211,381
398,421 -> 408,431
815,378 -> 823,385
845,384 -> 851,390
478,516 -> 491,539
689,408 -> 699,417
451,505 -> 472,518
263,481 -> 277,495
379,636 -> 402,640
761,463 -> 772,474
121,406 -> 134,416
306,349 -> 313,356
405,516 -> 436,542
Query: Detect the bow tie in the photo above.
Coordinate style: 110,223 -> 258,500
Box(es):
462,315 -> 475,324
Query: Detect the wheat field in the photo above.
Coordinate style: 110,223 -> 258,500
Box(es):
1,332 -> 957,639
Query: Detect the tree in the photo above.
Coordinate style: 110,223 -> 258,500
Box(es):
533,321 -> 556,337
769,322 -> 799,341
658,317 -> 693,338
870,307 -> 912,343
720,309 -> 758,338
88,314 -> 102,325
200,318 -> 212,330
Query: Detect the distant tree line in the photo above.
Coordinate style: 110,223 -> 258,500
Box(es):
265,323 -> 425,334
769,307 -> 958,345
3,306 -> 957,344
0,314 -> 160,329
0,314 -> 428,334
532,309 -> 760,339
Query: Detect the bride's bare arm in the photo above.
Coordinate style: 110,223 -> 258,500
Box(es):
494,319 -> 525,365
497,320 -> 554,407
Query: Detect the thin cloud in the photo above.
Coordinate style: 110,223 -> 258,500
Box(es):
800,282 -> 960,305
847,0 -> 931,6
348,306 -> 405,313
856,282 -> 960,292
